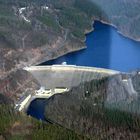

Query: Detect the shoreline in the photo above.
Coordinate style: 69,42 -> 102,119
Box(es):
34,19 -> 95,66
94,18 -> 140,42
84,20 -> 95,40
34,46 -> 86,66
28,18 -> 140,67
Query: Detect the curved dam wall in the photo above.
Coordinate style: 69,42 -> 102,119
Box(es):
24,65 -> 120,89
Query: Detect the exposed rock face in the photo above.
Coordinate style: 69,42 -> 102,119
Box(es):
105,75 -> 138,103
131,71 -> 140,93
45,74 -> 140,139
0,69 -> 40,102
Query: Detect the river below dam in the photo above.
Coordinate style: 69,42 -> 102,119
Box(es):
27,98 -> 47,120
27,21 -> 140,120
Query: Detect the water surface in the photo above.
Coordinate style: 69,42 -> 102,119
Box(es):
27,98 -> 47,120
41,21 -> 140,72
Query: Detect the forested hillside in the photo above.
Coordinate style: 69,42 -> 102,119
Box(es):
45,74 -> 140,139
0,97 -> 88,140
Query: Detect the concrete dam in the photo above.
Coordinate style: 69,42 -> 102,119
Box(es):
15,65 -> 138,113
14,65 -> 120,111
23,65 -> 120,89
18,64 -> 139,113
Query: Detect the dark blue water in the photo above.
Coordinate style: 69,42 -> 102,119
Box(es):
41,21 -> 140,72
27,98 -> 47,120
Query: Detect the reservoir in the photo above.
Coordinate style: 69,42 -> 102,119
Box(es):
28,21 -> 140,120
41,21 -> 140,72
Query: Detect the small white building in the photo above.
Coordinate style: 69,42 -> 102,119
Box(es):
36,87 -> 45,94
62,62 -> 67,65
42,6 -> 49,10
